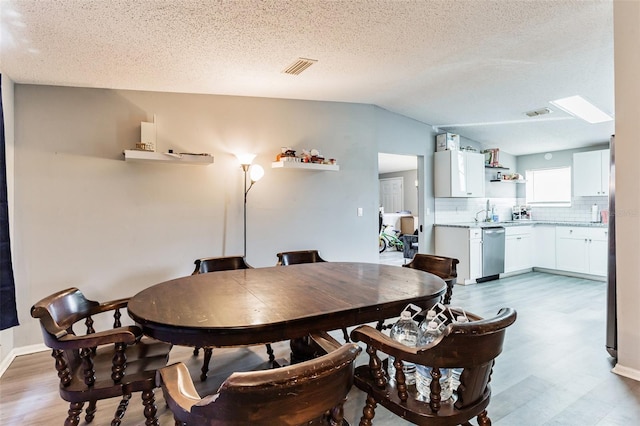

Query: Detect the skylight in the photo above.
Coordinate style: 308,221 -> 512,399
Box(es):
550,95 -> 613,124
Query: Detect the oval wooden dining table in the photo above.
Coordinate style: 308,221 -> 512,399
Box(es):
128,262 -> 446,375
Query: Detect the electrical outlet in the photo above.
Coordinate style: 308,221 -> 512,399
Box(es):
357,207 -> 363,217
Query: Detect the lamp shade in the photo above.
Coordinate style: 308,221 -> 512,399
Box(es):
236,153 -> 256,166
250,164 -> 265,182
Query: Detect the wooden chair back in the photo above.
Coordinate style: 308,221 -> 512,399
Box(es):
403,254 -> 459,304
403,253 -> 459,281
276,249 -> 327,265
193,256 -> 252,275
158,341 -> 361,425
350,308 -> 516,425
31,287 -> 171,425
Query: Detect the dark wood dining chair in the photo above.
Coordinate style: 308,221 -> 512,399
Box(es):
157,332 -> 361,426
351,307 -> 516,426
275,250 -> 351,342
403,254 -> 460,305
30,287 -> 172,426
192,255 -> 274,381
276,249 -> 327,265
192,255 -> 252,274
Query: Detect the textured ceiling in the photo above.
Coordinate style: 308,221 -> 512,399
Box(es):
0,0 -> 614,156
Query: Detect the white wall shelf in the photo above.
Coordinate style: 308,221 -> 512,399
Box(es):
490,179 -> 526,183
123,150 -> 213,165
271,161 -> 339,171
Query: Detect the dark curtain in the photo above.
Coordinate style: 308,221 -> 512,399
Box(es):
0,75 -> 19,330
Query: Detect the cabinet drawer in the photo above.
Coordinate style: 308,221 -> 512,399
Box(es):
469,229 -> 482,239
556,226 -> 607,240
588,228 -> 608,241
505,226 -> 533,237
556,227 -> 589,239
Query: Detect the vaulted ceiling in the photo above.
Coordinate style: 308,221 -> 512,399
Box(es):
0,0 -> 614,156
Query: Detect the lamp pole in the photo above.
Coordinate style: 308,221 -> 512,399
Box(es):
236,154 -> 263,260
242,164 -> 250,258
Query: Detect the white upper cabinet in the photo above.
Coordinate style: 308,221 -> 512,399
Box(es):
434,150 -> 485,197
573,149 -> 610,196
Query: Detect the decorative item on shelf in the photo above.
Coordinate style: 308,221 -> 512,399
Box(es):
503,173 -> 523,181
136,115 -> 156,152
276,147 -> 300,162
483,148 -> 501,167
274,147 -> 337,166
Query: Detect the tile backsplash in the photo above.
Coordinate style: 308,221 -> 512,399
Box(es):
435,196 -> 609,223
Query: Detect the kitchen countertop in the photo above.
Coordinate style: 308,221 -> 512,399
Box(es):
434,220 -> 608,229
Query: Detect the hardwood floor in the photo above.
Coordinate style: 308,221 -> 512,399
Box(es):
2,271 -> 639,425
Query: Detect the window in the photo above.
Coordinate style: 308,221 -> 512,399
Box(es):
525,167 -> 571,206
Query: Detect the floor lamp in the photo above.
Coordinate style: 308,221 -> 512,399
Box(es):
236,154 -> 264,258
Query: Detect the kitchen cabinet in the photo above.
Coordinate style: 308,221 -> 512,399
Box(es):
573,149 -> 609,196
556,226 -> 608,276
434,151 -> 485,197
435,227 -> 483,284
504,226 -> 533,273
533,225 -> 556,269
469,230 -> 483,281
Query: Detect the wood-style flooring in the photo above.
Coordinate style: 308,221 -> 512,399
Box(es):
2,271 -> 639,425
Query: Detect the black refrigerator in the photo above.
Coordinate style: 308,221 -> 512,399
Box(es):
606,135 -> 617,358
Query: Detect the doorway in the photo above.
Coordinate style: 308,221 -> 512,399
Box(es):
378,153 -> 420,266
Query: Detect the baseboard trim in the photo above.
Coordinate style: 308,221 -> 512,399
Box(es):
532,267 -> 606,282
0,343 -> 48,378
612,363 -> 640,382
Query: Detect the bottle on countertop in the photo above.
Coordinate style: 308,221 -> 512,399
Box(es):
388,310 -> 419,385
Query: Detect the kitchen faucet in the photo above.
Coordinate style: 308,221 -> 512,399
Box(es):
474,200 -> 492,223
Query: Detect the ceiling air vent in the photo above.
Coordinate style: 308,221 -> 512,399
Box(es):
525,107 -> 553,117
282,58 -> 317,75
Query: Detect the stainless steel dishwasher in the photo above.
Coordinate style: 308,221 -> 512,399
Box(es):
479,226 -> 505,282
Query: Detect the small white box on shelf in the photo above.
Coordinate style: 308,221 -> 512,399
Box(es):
436,133 -> 460,152
141,121 -> 156,152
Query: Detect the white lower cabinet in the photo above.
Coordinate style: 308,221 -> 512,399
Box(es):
435,227 -> 483,284
504,226 -> 533,273
469,231 -> 483,281
435,224 -> 607,283
556,227 -> 608,276
534,225 -> 556,269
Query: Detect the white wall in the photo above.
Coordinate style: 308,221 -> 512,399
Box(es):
373,107 -> 437,252
613,0 -> 640,380
1,75 -> 15,363
11,85 -> 432,348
